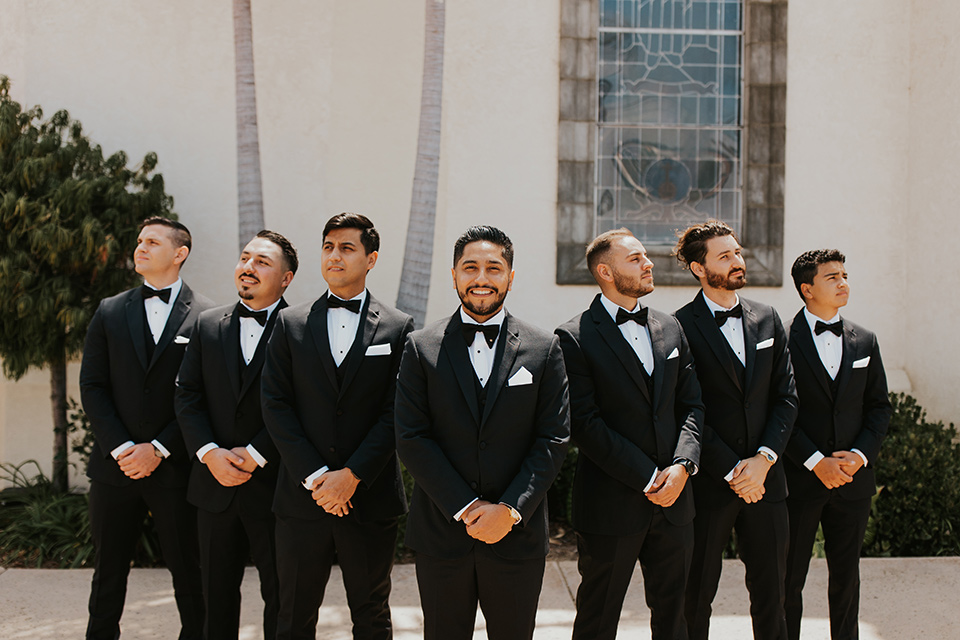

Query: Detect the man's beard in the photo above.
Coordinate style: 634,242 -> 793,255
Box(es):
458,285 -> 508,318
612,267 -> 654,299
704,264 -> 746,291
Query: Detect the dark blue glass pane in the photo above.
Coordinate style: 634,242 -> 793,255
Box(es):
700,97 -> 717,124
723,36 -> 739,66
722,97 -> 738,124
722,67 -> 738,95
723,2 -> 741,30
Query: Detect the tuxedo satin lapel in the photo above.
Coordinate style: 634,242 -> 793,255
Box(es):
647,312 -> 667,412
481,315 -> 520,428
834,323 -> 858,400
791,314 -> 833,399
692,292 -> 742,392
590,300 -> 651,403
742,300 -> 759,391
150,287 -> 191,371
125,294 -> 148,371
308,297 -> 338,390
442,314 -> 481,426
338,296 -> 380,397
220,310 -> 242,399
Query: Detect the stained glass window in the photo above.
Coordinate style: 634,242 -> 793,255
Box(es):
597,0 -> 743,244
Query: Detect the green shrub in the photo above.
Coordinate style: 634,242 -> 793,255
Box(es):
863,393 -> 960,557
547,445 -> 578,525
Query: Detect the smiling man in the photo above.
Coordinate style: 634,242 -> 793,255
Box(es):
176,230 -> 298,640
673,220 -> 798,640
80,216 -> 214,640
783,250 -> 891,640
395,225 -> 570,640
261,213 -> 413,640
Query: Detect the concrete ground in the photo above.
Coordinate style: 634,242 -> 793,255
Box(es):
1,558 -> 958,639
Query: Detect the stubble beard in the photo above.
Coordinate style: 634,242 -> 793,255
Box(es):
705,266 -> 746,291
459,286 -> 507,319
612,268 -> 654,299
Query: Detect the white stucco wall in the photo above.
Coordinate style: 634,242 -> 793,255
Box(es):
1,0 -> 956,482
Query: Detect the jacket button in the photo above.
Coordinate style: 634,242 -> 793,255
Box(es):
470,481 -> 478,490
479,441 -> 487,450
143,388 -> 150,395
329,447 -> 336,453
744,401 -> 750,408
737,438 -> 744,445
828,440 -> 834,447
336,409 -> 344,416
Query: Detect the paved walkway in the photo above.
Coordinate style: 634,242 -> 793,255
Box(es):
1,558 -> 958,639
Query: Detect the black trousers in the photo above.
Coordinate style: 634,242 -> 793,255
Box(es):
785,492 -> 871,640
274,514 -> 398,640
416,544 -> 546,640
197,501 -> 279,640
86,479 -> 204,640
685,495 -> 789,640
573,510 -> 694,640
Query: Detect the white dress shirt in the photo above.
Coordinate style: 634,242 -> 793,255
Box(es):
302,290 -> 368,490
110,278 -> 184,461
800,308 -> 868,471
195,298 -> 283,468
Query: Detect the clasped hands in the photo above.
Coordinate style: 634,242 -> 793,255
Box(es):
813,451 -> 864,489
728,454 -> 774,504
461,500 -> 516,544
310,468 -> 360,517
644,464 -> 689,507
117,443 -> 163,480
202,447 -> 259,486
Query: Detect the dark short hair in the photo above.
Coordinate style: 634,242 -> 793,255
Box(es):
453,226 -> 514,268
673,219 -> 739,282
322,213 -> 379,255
140,216 -> 192,262
791,249 -> 845,300
254,229 -> 299,274
585,228 -> 634,281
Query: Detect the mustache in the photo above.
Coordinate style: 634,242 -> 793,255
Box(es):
239,272 -> 260,283
466,285 -> 499,294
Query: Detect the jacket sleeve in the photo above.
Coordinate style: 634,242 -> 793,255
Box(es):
174,317 -> 217,459
671,325 -> 704,467
759,311 -> 799,456
79,300 -> 132,457
852,335 -> 892,463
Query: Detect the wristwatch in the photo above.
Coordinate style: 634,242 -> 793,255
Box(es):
675,458 -> 698,477
759,450 -> 776,464
501,503 -> 521,525
153,445 -> 165,458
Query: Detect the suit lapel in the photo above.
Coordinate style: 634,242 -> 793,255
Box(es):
338,295 -> 379,397
238,298 -> 288,400
790,311 -> 834,399
481,314 -> 520,428
149,284 -> 192,371
307,296 -> 339,390
125,293 -> 149,371
647,311 -> 667,412
220,308 -> 242,400
589,297 -> 651,404
834,322 -> 858,400
441,313 -> 481,426
741,298 -> 759,391
691,291 -> 742,392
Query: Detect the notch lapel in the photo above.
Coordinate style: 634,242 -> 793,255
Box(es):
149,286 -> 192,371
125,294 -> 149,371
480,315 -> 520,428
220,308 -> 242,400
790,312 -> 834,399
338,296 -> 380,397
441,313 -> 481,426
307,296 -> 339,390
589,297 -> 651,404
833,323 -> 858,400
239,298 -> 286,399
646,311 -> 672,459
742,300 -> 759,391
691,291 -> 743,393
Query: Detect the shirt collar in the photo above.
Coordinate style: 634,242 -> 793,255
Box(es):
239,297 -> 282,321
143,277 -> 182,305
803,307 -> 841,335
600,293 -> 641,323
327,289 -> 367,307
703,292 -> 740,315
459,306 -> 505,327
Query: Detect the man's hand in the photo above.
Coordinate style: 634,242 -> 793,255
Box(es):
311,468 -> 360,517
117,443 -> 163,480
729,454 -> 773,503
201,448 -> 252,487
833,450 -> 864,477
230,447 -> 259,473
463,503 -> 516,544
645,464 -> 689,507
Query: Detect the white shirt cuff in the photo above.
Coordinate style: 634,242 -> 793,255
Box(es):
246,444 -> 267,468
642,468 -> 658,493
111,441 -> 135,459
196,442 -> 218,463
851,448 -> 868,467
151,439 -> 171,458
803,450 -> 825,471
758,446 -> 778,463
454,497 -> 479,522
302,466 -> 329,490
724,462 -> 741,483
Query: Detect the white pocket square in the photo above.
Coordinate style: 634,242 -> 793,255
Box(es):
667,347 -> 679,360
174,335 -> 190,344
365,343 -> 392,356
756,338 -> 774,350
852,356 -> 870,369
508,366 -> 533,386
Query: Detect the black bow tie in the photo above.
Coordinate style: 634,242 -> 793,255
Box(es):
237,304 -> 268,327
714,304 -> 743,327
141,285 -> 171,304
815,319 -> 843,337
463,323 -> 500,349
616,306 -> 649,326
327,295 -> 362,313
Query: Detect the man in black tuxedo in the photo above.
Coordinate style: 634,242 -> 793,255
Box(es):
175,230 -> 298,640
783,250 -> 891,640
555,228 -> 703,640
80,216 -> 214,640
673,220 -> 798,640
395,226 -> 570,640
261,213 -> 414,640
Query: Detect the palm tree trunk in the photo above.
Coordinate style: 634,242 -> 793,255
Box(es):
396,0 -> 446,329
50,348 -> 68,492
233,0 -> 265,252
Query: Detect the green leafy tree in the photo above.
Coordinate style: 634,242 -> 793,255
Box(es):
0,76 -> 176,491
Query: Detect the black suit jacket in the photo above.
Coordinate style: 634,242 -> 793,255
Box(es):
395,310 -> 571,560
784,311 -> 892,500
674,291 -> 798,503
175,300 -> 287,514
556,295 -> 703,535
261,292 -> 414,522
80,282 -> 215,487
